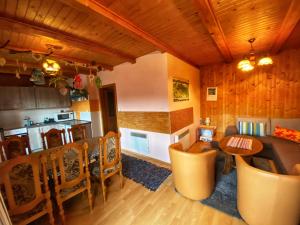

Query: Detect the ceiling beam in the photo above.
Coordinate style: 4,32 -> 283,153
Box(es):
193,0 -> 233,63
58,0 -> 199,67
4,45 -> 113,71
271,0 -> 300,53
0,14 -> 136,64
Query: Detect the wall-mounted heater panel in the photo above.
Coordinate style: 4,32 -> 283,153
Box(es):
130,132 -> 149,154
174,129 -> 190,150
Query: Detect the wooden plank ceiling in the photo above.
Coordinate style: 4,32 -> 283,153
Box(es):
0,0 -> 299,75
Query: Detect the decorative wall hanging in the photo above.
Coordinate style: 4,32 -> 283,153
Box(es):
30,69 -> 45,85
95,76 -> 102,88
173,78 -> 189,102
0,57 -> 6,66
237,38 -> 273,72
206,87 -> 217,101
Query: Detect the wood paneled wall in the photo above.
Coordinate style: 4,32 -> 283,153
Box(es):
170,107 -> 194,133
118,111 -> 171,134
200,48 -> 300,136
117,107 -> 194,134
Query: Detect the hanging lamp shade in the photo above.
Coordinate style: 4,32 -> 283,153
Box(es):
258,57 -> 273,66
237,59 -> 254,71
43,59 -> 60,75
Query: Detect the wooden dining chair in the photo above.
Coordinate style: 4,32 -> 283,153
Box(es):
68,125 -> 86,142
3,135 -> 31,160
41,128 -> 66,149
92,131 -> 123,202
0,154 -> 54,225
50,142 -> 93,224
0,141 -> 5,162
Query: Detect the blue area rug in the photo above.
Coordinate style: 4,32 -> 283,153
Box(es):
121,154 -> 171,191
201,154 -> 242,219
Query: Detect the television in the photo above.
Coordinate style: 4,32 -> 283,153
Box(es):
198,126 -> 216,142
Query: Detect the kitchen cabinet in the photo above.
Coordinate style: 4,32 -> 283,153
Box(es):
0,86 -> 70,110
28,127 -> 43,151
0,87 -> 21,110
20,87 -> 36,109
35,87 -> 71,109
35,87 -> 60,108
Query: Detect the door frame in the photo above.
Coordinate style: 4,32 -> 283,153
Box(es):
99,83 -> 119,135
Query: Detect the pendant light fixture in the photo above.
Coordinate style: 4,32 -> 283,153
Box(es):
42,59 -> 61,76
237,38 -> 273,72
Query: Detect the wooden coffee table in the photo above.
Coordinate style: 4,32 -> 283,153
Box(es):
219,135 -> 263,174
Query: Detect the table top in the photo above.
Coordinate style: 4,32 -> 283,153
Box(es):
219,135 -> 263,156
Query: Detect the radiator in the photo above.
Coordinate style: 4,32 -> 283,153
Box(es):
174,129 -> 190,150
130,132 -> 149,154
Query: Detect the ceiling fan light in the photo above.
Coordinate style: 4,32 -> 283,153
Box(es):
258,57 -> 273,66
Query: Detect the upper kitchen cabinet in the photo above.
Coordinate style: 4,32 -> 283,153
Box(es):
20,87 -> 36,109
0,87 -> 21,110
35,87 -> 71,109
0,86 -> 71,110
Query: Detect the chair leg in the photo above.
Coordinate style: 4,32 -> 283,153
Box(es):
101,179 -> 106,202
46,197 -> 55,225
119,170 -> 123,189
86,178 -> 93,212
57,200 -> 65,225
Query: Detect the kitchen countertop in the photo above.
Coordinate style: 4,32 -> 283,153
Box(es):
3,120 -> 91,131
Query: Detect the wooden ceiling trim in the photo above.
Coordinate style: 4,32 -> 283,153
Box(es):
5,45 -> 113,71
59,0 -> 199,67
0,14 -> 136,64
193,0 -> 233,63
271,0 -> 300,53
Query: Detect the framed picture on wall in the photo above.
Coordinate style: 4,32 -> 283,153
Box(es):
207,87 -> 217,101
173,78 -> 189,102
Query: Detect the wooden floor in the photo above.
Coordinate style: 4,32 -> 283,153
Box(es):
41,153 -> 247,225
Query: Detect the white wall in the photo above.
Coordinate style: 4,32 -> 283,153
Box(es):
101,52 -> 169,112
100,52 -> 171,162
98,52 -> 200,162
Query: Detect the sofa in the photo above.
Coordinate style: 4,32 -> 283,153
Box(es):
168,143 -> 217,200
226,118 -> 300,175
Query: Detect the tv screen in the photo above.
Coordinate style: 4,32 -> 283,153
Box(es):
201,129 -> 213,138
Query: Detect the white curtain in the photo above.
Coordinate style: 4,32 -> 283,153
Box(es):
0,193 -> 12,225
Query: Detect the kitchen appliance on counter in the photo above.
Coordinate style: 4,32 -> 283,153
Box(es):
55,112 -> 74,122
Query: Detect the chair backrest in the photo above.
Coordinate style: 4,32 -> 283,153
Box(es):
99,131 -> 121,170
169,143 -> 217,200
0,154 -> 49,216
50,142 -> 89,190
3,135 -> 31,160
0,142 -> 5,162
236,155 -> 300,225
68,125 -> 86,143
41,128 -> 66,149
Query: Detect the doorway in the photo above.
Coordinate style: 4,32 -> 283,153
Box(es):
99,84 -> 118,135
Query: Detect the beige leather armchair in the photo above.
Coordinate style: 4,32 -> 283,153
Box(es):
236,155 -> 300,225
169,143 -> 217,200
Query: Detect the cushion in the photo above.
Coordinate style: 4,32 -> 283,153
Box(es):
252,122 -> 266,136
273,126 -> 300,143
237,117 -> 271,135
270,118 -> 300,134
238,121 -> 253,135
